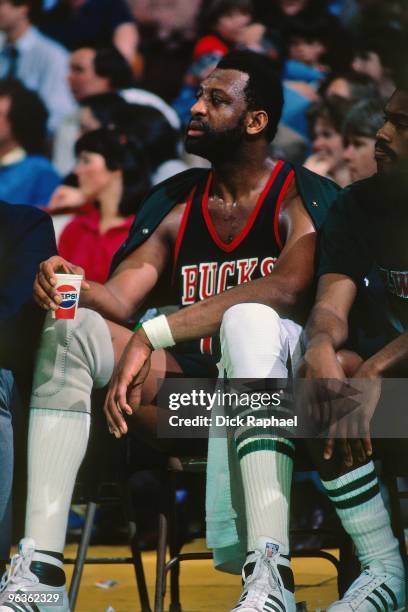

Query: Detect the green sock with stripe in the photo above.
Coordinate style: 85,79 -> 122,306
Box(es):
235,432 -> 294,553
322,461 -> 404,578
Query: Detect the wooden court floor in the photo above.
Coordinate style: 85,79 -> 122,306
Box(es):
64,540 -> 339,612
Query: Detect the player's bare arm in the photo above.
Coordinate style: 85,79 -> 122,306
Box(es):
109,183 -> 319,416
33,204 -> 186,324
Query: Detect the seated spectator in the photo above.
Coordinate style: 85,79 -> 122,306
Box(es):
342,97 -> 384,182
0,80 -> 60,206
51,93 -> 185,210
57,128 -> 150,283
39,0 -> 139,66
0,202 -> 56,573
173,0 -> 276,125
54,45 -> 179,174
304,95 -> 353,186
351,29 -> 404,99
0,0 -> 76,132
320,69 -> 379,100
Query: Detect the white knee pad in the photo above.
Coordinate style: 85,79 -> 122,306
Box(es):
219,303 -> 290,378
30,308 -> 114,414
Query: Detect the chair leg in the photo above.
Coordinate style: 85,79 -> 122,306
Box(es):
154,512 -> 168,612
128,520 -> 152,612
169,474 -> 182,612
68,501 -> 97,611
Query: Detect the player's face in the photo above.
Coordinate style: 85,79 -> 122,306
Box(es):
375,90 -> 408,176
343,135 -> 377,182
185,69 -> 249,161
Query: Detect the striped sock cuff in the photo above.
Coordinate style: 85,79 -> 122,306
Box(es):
322,462 -> 380,510
236,436 -> 295,462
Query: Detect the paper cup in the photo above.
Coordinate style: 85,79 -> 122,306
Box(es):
52,273 -> 83,320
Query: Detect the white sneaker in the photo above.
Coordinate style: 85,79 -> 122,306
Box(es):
0,539 -> 69,612
231,538 -> 296,612
327,560 -> 406,611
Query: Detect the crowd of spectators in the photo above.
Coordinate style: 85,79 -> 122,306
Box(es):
0,0 -> 407,559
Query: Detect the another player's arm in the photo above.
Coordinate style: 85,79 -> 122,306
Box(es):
165,189 -> 317,342
302,273 -> 357,379
33,208 -> 181,324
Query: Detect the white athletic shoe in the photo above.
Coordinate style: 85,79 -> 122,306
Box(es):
231,538 -> 296,612
327,560 -> 406,611
0,539 -> 69,612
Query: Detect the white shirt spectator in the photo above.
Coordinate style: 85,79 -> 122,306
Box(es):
0,27 -> 76,132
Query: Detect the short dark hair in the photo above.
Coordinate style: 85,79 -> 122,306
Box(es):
0,79 -> 48,154
307,95 -> 354,135
94,47 -> 134,89
74,128 -> 151,216
216,50 -> 283,141
75,46 -> 134,90
352,28 -> 406,77
199,0 -> 253,35
343,98 -> 384,141
79,93 -> 130,129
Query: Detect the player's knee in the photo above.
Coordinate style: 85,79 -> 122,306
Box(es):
221,303 -> 281,343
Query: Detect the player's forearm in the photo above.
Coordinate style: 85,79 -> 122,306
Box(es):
167,273 -> 308,343
362,331 -> 408,376
304,303 -> 349,352
79,281 -> 134,324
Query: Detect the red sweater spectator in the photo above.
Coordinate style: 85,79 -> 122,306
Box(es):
58,207 -> 134,283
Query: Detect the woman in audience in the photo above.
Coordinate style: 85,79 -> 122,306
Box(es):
57,128 -> 150,283
304,95 -> 353,186
342,97 -> 384,182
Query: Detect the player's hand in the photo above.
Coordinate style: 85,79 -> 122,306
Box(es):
48,185 -> 85,211
297,342 -> 346,431
322,368 -> 380,468
33,255 -> 89,311
104,329 -> 153,438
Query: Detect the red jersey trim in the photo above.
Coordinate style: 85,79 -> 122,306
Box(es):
172,187 -> 196,281
273,169 -> 295,251
202,160 -> 285,254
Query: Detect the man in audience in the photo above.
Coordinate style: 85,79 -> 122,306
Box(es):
301,71 -> 408,610
0,201 -> 56,580
0,0 -> 76,132
0,79 -> 60,206
0,50 -> 340,612
54,45 -> 179,174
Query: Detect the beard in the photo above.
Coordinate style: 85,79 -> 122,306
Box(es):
184,115 -> 246,162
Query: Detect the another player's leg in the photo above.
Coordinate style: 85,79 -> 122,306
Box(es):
219,304 -> 300,612
308,350 -> 406,612
0,309 -> 178,611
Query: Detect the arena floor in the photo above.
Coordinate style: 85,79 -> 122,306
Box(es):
64,540 -> 339,612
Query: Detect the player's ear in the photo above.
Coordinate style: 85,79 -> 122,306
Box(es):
246,110 -> 269,136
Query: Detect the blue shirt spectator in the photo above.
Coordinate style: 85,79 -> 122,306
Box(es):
0,2 -> 76,132
0,150 -> 60,206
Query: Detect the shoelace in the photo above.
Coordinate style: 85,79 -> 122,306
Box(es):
341,569 -> 383,604
0,550 -> 37,593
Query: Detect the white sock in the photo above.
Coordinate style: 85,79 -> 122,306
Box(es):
25,309 -> 114,554
322,461 -> 404,578
237,436 -> 294,553
25,410 -> 90,553
220,304 -> 301,555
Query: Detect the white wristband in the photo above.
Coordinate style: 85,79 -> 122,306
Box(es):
141,315 -> 176,350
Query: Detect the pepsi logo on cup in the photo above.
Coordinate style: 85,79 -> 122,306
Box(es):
55,284 -> 79,319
